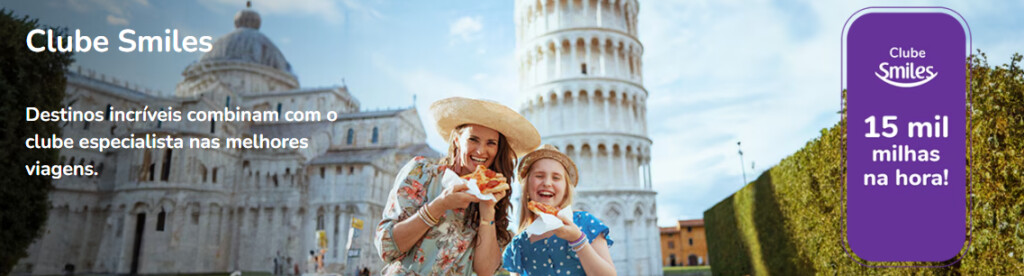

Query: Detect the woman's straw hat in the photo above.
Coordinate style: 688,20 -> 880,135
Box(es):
430,97 -> 541,156
517,144 -> 579,187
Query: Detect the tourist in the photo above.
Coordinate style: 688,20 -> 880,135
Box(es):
502,145 -> 617,275
375,97 -> 541,275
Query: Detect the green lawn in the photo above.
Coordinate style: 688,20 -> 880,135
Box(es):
664,265 -> 711,276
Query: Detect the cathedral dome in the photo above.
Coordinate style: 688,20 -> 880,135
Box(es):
198,7 -> 293,73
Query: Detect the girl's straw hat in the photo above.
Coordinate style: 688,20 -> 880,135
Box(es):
517,144 -> 579,187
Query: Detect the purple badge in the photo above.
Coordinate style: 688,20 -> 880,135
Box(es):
846,11 -> 967,262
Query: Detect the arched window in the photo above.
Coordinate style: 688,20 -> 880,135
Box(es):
201,165 -> 208,182
346,128 -> 354,145
160,149 -> 172,181
212,168 -> 218,183
156,208 -> 167,231
316,211 -> 325,230
372,127 -> 379,144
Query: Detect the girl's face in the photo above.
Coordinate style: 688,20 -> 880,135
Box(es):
454,124 -> 499,174
527,158 -> 568,207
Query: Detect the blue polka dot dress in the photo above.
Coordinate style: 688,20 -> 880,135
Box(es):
502,211 -> 613,275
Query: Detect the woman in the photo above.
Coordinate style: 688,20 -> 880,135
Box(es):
502,145 -> 616,275
375,97 -> 540,275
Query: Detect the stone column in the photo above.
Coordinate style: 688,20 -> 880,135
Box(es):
78,207 -> 94,267
554,45 -> 562,79
585,39 -> 593,76
603,93 -> 611,129
341,209 -> 353,264
196,204 -> 210,272
622,96 -> 630,133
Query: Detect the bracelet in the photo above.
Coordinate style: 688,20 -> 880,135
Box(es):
568,232 -> 586,247
418,206 -> 438,227
418,214 -> 434,227
572,241 -> 588,252
480,219 -> 495,226
424,206 -> 440,225
568,234 -> 588,251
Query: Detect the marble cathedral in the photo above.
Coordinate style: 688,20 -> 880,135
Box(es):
14,5 -> 436,275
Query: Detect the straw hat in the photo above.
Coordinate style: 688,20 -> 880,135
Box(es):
430,97 -> 541,156
517,144 -> 579,187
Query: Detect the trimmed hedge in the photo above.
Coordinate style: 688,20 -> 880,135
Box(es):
704,51 -> 1024,275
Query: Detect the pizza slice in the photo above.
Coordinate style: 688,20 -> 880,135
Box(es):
528,200 -> 560,216
461,165 -> 509,194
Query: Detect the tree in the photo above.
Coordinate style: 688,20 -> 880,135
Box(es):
0,9 -> 73,275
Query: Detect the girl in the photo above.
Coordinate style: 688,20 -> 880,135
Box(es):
502,145 -> 617,275
375,97 -> 541,275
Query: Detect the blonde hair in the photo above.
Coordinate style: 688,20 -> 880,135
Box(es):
516,158 -> 576,233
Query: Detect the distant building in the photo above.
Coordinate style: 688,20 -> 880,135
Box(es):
660,219 -> 708,266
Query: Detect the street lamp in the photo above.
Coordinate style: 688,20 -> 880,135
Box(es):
737,141 -> 747,184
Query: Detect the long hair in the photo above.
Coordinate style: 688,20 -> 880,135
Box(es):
441,125 -> 516,248
516,160 -> 576,233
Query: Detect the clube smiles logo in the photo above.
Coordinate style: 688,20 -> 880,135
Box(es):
875,47 -> 938,88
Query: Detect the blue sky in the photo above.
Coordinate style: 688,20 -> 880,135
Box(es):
4,0 -> 1022,226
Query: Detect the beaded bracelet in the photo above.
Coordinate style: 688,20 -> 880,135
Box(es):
568,233 -> 587,248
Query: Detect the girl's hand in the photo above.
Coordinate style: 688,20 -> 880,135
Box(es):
435,183 -> 480,211
553,215 -> 583,242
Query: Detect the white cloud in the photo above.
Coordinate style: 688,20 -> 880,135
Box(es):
204,0 -> 383,25
67,0 -> 150,26
106,15 -> 129,26
450,16 -> 484,43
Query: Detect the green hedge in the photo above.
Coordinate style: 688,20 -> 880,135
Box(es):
704,51 -> 1024,275
0,10 -> 73,275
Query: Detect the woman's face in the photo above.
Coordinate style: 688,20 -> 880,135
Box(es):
454,124 -> 500,174
527,158 -> 568,207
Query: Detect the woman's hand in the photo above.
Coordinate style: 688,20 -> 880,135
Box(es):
480,177 -> 508,209
434,183 -> 480,211
553,215 -> 584,243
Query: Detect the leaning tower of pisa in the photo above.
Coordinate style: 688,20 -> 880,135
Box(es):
515,0 -> 661,274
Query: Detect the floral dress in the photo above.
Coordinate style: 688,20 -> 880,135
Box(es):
502,211 -> 613,275
375,156 -> 476,275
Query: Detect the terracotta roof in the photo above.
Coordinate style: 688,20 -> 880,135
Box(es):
660,227 -> 679,234
677,219 -> 704,227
